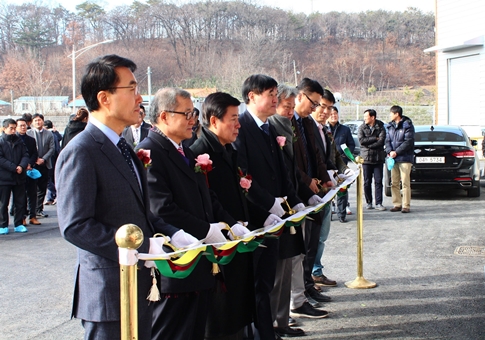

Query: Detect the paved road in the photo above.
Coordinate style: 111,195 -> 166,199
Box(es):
1,179 -> 485,339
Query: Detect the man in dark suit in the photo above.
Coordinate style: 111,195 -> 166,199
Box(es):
15,118 -> 40,225
290,78 -> 334,313
268,85 -> 328,337
137,87 -> 241,340
122,110 -> 149,148
26,113 -> 54,218
139,104 -> 152,129
56,55 -> 191,340
191,92 -> 276,339
233,74 -> 306,340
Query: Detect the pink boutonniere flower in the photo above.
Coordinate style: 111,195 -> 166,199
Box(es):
136,149 -> 152,168
276,136 -> 286,149
238,168 -> 252,193
194,153 -> 213,187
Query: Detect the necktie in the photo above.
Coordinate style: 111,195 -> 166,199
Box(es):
117,137 -> 138,182
177,146 -> 189,166
318,124 -> 327,152
261,123 -> 269,135
296,118 -> 313,177
133,128 -> 139,144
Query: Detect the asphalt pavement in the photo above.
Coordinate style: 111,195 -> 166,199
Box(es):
1,177 -> 485,339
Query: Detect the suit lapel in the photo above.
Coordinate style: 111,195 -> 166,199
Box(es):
89,125 -> 144,204
241,111 -> 276,172
149,131 -> 198,184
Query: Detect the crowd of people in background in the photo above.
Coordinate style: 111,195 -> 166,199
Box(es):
1,53 -> 417,340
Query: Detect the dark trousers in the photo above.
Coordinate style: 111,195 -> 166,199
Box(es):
46,167 -> 56,202
35,165 -> 49,213
363,163 -> 384,205
252,238 -> 279,340
336,191 -> 349,219
270,257 -> 292,327
303,218 -> 322,291
152,289 -> 210,340
0,184 -> 26,227
25,177 -> 37,219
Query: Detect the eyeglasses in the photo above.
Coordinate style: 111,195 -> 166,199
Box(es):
107,84 -> 139,95
165,109 -> 199,121
303,93 -> 320,109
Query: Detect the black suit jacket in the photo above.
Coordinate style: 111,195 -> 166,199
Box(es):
122,126 -> 149,148
137,129 -> 237,293
18,133 -> 38,168
190,127 -> 260,336
233,111 -> 301,210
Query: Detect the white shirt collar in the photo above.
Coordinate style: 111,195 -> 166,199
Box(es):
89,116 -> 121,149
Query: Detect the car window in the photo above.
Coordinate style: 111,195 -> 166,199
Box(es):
415,131 -> 466,142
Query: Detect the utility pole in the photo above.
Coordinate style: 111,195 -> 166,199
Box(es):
147,66 -> 152,106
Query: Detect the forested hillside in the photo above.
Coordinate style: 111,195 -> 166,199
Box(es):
0,0 -> 435,102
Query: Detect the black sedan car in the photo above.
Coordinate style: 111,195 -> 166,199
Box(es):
384,125 -> 481,197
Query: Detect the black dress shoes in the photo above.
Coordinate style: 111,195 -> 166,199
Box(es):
305,286 -> 331,302
274,326 -> 306,337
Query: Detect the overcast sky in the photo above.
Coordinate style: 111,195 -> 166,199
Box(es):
3,0 -> 435,14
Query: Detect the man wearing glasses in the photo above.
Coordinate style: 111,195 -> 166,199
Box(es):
289,78 -> 334,317
136,87 -> 241,340
56,55 -> 185,340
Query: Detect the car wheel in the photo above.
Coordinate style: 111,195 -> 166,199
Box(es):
467,185 -> 481,197
384,168 -> 392,197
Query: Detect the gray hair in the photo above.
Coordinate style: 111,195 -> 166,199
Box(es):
149,87 -> 192,124
277,84 -> 298,103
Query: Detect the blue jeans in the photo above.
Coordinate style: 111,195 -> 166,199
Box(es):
312,204 -> 331,277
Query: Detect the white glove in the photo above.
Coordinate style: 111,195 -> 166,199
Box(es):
344,168 -> 354,176
170,229 -> 199,248
264,214 -> 283,227
292,203 -> 306,212
269,197 -> 286,217
204,223 -> 227,244
229,223 -> 251,240
144,237 -> 167,268
308,194 -> 324,206
327,170 -> 339,186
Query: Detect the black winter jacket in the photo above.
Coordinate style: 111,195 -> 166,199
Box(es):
358,119 -> 387,164
0,133 -> 30,186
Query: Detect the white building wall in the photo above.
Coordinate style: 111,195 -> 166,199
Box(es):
435,0 -> 485,136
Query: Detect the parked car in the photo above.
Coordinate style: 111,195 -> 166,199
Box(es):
384,125 -> 481,197
342,120 -> 363,156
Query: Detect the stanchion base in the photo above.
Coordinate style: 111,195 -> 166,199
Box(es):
345,276 -> 377,289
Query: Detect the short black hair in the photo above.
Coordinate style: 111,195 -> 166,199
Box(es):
202,92 -> 240,127
322,89 -> 336,104
390,105 -> 403,117
16,118 -> 27,124
32,113 -> 44,121
44,120 -> 53,129
3,118 -> 16,128
81,54 -> 137,112
297,78 -> 324,96
21,113 -> 32,122
364,109 -> 377,118
242,74 -> 278,104
140,104 -> 145,114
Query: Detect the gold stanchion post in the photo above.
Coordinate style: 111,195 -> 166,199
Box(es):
115,224 -> 144,340
345,157 -> 377,289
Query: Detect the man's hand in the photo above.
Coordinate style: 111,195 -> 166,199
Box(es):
389,151 -> 397,158
36,158 -> 45,165
171,230 -> 199,248
229,224 -> 251,240
269,197 -> 286,217
16,166 -> 22,174
308,195 -> 324,206
204,223 -> 228,244
264,214 -> 283,227
309,178 -> 320,194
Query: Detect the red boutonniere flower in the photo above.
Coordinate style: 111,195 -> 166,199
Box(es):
238,167 -> 252,193
195,153 -> 213,186
136,149 -> 152,168
276,136 -> 286,149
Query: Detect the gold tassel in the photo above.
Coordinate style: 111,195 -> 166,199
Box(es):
212,263 -> 220,275
147,267 -> 161,302
290,226 -> 296,235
